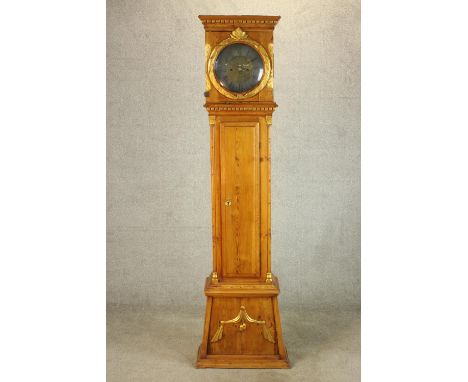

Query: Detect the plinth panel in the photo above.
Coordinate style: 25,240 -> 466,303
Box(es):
196,291 -> 289,368
196,287 -> 289,369
208,297 -> 276,355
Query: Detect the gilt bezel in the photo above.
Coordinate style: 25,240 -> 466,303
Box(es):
207,28 -> 271,100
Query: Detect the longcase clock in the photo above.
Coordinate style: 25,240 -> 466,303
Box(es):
196,15 -> 289,369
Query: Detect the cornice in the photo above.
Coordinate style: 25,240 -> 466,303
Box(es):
198,15 -> 280,30
199,15 -> 280,25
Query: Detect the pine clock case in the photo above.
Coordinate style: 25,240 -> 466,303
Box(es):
196,15 -> 289,369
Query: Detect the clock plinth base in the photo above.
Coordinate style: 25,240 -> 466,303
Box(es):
196,276 -> 290,369
196,346 -> 290,369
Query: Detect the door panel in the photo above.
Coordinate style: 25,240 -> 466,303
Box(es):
220,121 -> 260,278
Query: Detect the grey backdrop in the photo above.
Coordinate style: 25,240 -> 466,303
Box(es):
107,0 -> 360,310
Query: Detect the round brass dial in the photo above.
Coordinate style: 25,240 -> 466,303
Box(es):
207,30 -> 271,100
214,43 -> 264,93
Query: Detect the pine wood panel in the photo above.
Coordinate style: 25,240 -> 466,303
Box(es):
259,116 -> 270,278
208,297 -> 276,356
209,117 -> 222,275
208,297 -> 242,355
240,297 -> 276,355
220,121 -> 260,278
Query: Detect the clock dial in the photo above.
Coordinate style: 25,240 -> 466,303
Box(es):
214,43 -> 265,93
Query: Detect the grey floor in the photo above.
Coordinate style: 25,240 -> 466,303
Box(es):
107,304 -> 360,382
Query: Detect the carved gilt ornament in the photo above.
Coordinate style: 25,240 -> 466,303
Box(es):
210,306 -> 275,344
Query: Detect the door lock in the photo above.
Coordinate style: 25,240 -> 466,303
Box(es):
224,200 -> 232,206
